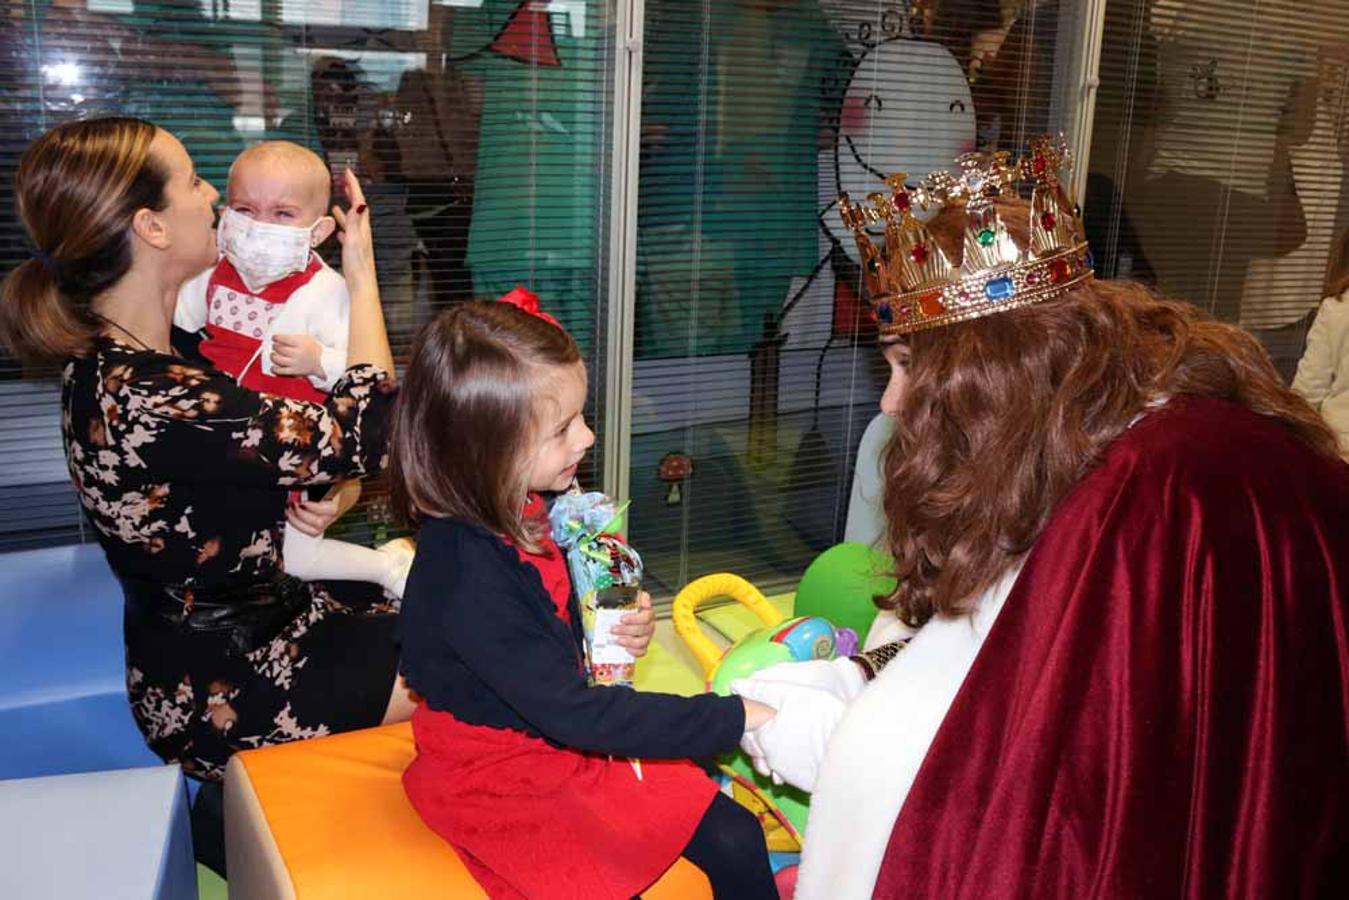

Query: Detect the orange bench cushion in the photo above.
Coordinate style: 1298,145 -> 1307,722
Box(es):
227,721 -> 712,898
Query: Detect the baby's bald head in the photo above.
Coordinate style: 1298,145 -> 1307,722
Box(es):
227,141 -> 332,225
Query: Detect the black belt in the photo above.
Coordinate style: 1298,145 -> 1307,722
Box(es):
119,570 -> 311,656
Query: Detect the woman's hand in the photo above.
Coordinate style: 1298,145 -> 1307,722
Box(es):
332,168 -> 376,289
286,492 -> 345,537
610,590 -> 656,656
748,658 -> 868,703
334,167 -> 395,375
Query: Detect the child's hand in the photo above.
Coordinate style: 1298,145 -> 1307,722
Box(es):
740,697 -> 777,732
610,590 -> 656,657
733,681 -> 842,793
272,334 -> 325,377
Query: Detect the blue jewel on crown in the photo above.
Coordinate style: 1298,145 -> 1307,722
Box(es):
984,276 -> 1015,301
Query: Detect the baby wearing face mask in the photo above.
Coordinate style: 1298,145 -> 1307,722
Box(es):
175,140 -> 413,598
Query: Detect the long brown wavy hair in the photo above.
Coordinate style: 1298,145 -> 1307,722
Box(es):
880,201 -> 1339,628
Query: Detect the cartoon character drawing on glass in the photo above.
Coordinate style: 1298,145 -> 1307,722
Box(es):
779,23 -> 978,345
776,20 -> 976,518
826,34 -> 977,261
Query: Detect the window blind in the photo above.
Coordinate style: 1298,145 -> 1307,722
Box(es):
0,0 -> 618,552
1087,0 -> 1349,382
628,0 -> 1090,598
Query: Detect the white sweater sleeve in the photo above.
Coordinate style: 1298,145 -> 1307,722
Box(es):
173,266 -> 213,332
1291,297 -> 1344,407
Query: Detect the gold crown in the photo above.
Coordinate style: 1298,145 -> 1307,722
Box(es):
838,134 -> 1094,336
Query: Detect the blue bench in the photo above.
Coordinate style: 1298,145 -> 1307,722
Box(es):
0,543 -> 161,780
0,765 -> 196,899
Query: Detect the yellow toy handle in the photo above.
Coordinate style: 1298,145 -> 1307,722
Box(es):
672,573 -> 783,676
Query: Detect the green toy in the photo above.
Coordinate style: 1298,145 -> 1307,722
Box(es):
792,542 -> 896,641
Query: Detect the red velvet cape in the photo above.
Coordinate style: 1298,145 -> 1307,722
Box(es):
875,397 -> 1349,898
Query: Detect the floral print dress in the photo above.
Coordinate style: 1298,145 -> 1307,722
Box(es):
62,336 -> 400,781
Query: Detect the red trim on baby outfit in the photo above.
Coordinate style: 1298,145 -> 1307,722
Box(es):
198,256 -> 328,404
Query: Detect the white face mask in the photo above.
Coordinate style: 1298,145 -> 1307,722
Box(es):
216,207 -> 331,292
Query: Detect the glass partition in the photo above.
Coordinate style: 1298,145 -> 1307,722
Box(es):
1088,0 -> 1349,381
628,0 -> 1092,596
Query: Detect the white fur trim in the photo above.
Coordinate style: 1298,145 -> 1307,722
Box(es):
795,564 -> 1021,899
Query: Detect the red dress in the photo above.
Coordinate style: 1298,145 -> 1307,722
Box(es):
403,502 -> 721,899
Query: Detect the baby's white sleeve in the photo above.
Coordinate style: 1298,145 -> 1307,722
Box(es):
308,271 -> 351,391
174,266 -> 213,332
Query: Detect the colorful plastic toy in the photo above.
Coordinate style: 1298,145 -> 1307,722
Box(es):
672,573 -> 843,853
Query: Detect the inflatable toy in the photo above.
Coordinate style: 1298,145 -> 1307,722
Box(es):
792,541 -> 896,642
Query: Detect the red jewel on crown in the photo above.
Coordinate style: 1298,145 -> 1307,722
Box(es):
918,291 -> 945,317
1040,212 -> 1056,231
910,243 -> 929,265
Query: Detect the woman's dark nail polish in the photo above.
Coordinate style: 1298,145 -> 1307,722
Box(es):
354,204 -> 367,214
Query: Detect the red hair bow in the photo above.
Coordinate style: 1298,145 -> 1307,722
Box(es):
498,285 -> 562,329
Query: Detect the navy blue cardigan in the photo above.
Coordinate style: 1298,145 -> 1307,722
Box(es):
397,515 -> 745,760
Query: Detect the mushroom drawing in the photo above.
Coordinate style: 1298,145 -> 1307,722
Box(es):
657,452 -> 694,506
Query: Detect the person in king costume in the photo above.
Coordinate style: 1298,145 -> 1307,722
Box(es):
734,134 -> 1349,898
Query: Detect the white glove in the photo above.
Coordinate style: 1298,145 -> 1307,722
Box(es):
747,657 -> 867,703
736,724 -> 783,785
731,677 -> 850,793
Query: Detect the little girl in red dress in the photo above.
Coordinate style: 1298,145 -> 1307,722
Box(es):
388,293 -> 778,899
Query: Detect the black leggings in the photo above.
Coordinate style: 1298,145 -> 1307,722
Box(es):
679,792 -> 777,899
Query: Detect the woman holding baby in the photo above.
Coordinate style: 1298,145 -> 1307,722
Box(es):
0,118 -> 419,876
0,117 -> 663,876
1,114 -> 663,879
0,117 -> 410,790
